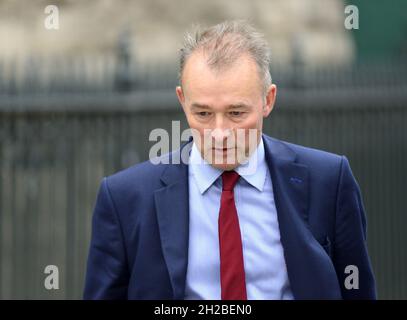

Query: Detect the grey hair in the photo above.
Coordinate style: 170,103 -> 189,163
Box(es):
178,20 -> 272,97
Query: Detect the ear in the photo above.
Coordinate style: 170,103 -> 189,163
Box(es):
176,86 -> 186,111
263,84 -> 277,117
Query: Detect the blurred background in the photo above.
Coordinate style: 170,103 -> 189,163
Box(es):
0,0 -> 406,299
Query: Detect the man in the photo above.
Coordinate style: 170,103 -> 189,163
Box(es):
84,21 -> 376,299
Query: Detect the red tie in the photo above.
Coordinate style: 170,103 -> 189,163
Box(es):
218,170 -> 247,300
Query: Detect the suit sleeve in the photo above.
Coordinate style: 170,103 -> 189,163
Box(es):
83,177 -> 129,299
333,156 -> 377,299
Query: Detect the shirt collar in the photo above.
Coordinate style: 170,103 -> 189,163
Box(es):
190,137 -> 267,194
235,137 -> 267,192
189,142 -> 223,194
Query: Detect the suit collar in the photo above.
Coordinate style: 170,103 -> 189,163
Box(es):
154,139 -> 191,299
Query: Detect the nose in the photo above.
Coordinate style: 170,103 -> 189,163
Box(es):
211,128 -> 231,144
210,119 -> 233,148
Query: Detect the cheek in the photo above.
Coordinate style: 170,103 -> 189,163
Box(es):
186,116 -> 205,133
234,115 -> 262,149
240,113 -> 262,130
188,125 -> 210,149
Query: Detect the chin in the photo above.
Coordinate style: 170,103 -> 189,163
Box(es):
202,148 -> 248,171
210,162 -> 239,171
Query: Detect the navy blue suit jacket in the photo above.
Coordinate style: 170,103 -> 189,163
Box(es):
83,134 -> 376,299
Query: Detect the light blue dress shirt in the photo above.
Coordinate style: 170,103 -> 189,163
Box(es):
185,138 -> 294,300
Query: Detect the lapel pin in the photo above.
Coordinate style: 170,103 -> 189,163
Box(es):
290,177 -> 303,184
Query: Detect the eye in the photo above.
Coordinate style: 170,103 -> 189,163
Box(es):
197,111 -> 211,117
229,111 -> 243,116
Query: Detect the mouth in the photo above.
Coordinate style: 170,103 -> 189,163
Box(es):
213,147 -> 233,151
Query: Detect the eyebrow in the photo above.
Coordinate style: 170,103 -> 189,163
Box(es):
227,103 -> 251,110
190,103 -> 211,110
190,103 -> 252,110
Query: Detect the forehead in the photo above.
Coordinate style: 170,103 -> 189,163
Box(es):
181,51 -> 263,102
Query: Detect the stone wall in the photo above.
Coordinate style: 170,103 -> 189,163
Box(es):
0,0 -> 355,66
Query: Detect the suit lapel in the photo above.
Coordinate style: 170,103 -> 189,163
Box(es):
154,140 -> 192,299
263,134 -> 340,299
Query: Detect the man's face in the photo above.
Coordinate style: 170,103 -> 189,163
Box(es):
176,51 -> 276,170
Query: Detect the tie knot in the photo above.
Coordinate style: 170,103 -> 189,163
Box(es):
221,171 -> 240,191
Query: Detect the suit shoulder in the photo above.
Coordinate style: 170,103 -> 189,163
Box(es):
101,140 -> 191,199
266,135 -> 344,171
287,140 -> 342,163
104,158 -> 166,194
272,138 -> 348,200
